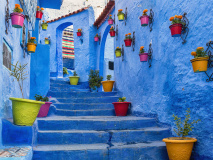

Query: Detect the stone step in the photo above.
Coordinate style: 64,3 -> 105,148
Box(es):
55,109 -> 115,116
37,127 -> 170,145
49,87 -> 90,92
33,142 -> 168,160
37,116 -> 157,131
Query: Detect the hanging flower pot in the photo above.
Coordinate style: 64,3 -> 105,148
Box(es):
41,20 -> 48,30
169,15 -> 184,37
77,29 -> 82,36
36,6 -> 44,20
34,95 -> 52,117
140,9 -> 149,26
115,47 -> 121,57
27,37 -> 37,53
94,34 -> 99,42
124,33 -> 132,47
10,4 -> 25,28
190,47 -> 209,73
109,26 -> 115,37
108,15 -> 113,25
44,38 -> 50,44
117,9 -> 125,21
101,75 -> 115,92
69,71 -> 79,85
112,97 -> 130,116
139,46 -> 148,62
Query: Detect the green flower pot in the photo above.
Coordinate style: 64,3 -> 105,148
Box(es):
45,39 -> 50,44
115,50 -> 121,57
118,13 -> 125,21
69,76 -> 80,85
9,98 -> 45,126
42,24 -> 48,30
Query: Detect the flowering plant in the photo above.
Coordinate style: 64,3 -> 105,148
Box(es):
139,46 -> 145,54
42,20 -> 48,25
115,47 -> 121,51
191,47 -> 208,58
35,94 -> 51,102
45,37 -> 49,40
169,15 -> 185,25
95,33 -> 99,37
37,6 -> 44,12
142,9 -> 148,16
13,4 -> 23,13
28,37 -> 37,44
125,33 -> 132,40
117,9 -> 124,16
77,29 -> 82,32
108,14 -> 112,19
110,26 -> 114,31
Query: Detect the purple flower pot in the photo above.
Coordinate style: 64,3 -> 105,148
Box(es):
37,102 -> 52,117
139,53 -> 149,62
10,12 -> 25,28
108,19 -> 113,25
140,15 -> 149,27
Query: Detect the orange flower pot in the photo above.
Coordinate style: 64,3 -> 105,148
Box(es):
27,43 -> 37,53
190,57 -> 209,73
101,81 -> 115,92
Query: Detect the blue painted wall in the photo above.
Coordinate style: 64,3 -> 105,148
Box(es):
96,0 -> 213,159
39,0 -> 63,10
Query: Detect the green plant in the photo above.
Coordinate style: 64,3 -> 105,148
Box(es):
108,14 -> 112,19
117,9 -> 124,16
63,67 -> 69,75
191,47 -> 208,58
125,33 -> 132,40
139,46 -> 145,55
34,94 -> 50,102
73,71 -> 78,76
173,108 -> 200,138
42,20 -> 48,26
115,47 -> 121,51
118,97 -> 126,102
13,4 -> 23,13
170,15 -> 185,25
95,34 -> 99,38
88,69 -> 103,90
10,61 -> 28,99
28,37 -> 37,44
107,75 -> 112,80
110,26 -> 114,31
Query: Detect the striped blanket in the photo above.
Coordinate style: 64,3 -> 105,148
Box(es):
62,27 -> 74,59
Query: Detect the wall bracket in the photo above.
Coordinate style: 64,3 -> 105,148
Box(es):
132,31 -> 135,51
148,42 -> 153,67
204,41 -> 213,82
5,0 -> 10,34
180,12 -> 189,44
115,25 -> 118,40
149,9 -> 154,32
122,44 -> 124,61
124,7 -> 128,26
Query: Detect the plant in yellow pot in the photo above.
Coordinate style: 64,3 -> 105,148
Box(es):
190,47 -> 209,73
101,75 -> 115,92
41,20 -> 48,31
163,108 -> 200,160
69,71 -> 79,85
117,9 -> 125,21
9,62 -> 44,126
115,47 -> 121,57
27,37 -> 37,53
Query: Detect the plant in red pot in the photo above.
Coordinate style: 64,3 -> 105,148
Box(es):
77,29 -> 82,36
140,9 -> 149,27
108,14 -> 114,25
169,15 -> 185,37
10,4 -> 25,28
139,46 -> 148,62
94,34 -> 99,42
36,6 -> 44,20
112,97 -> 131,116
109,26 -> 115,37
35,94 -> 52,117
124,33 -> 132,47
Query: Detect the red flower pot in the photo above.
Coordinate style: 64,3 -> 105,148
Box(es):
169,23 -> 183,37
124,39 -> 132,47
37,102 -> 52,117
36,11 -> 43,20
77,32 -> 82,36
112,102 -> 131,116
110,31 -> 115,37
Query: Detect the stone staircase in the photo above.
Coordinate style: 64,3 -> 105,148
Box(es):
33,78 -> 170,160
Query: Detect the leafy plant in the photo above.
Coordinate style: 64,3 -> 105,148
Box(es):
34,94 -> 50,102
173,108 -> 200,138
13,4 -> 23,13
110,26 -> 114,31
10,62 -> 28,99
118,97 -> 126,102
142,9 -> 148,16
170,15 -> 185,25
125,33 -> 132,40
107,75 -> 111,80
108,14 -> 112,19
28,37 -> 37,44
115,47 -> 121,51
73,71 -> 78,76
191,47 -> 208,58
88,69 -> 103,90
42,20 -> 48,26
37,6 -> 44,12
95,34 -> 99,38
77,29 -> 82,32
139,46 -> 145,55
63,67 -> 69,75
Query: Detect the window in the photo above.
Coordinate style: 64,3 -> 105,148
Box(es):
20,23 -> 26,47
109,61 -> 114,70
3,39 -> 12,70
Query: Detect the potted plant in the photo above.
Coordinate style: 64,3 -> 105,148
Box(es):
94,34 -> 99,42
27,37 -> 37,53
41,20 -> 48,30
140,9 -> 149,26
108,14 -> 113,25
169,15 -> 185,37
36,6 -> 44,20
63,67 -> 69,77
101,75 -> 115,92
88,69 -> 103,92
124,33 -> 132,47
109,26 -> 115,37
139,46 -> 148,62
77,29 -> 82,36
35,94 -> 52,117
44,38 -> 50,44
190,47 -> 209,73
112,97 -> 131,116
69,71 -> 80,85
9,62 -> 44,126
10,4 -> 25,28
117,9 -> 125,21
115,47 -> 122,57
163,108 -> 200,160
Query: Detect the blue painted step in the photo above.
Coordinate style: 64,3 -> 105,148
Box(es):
37,116 -> 157,131
33,142 -> 168,160
49,87 -> 90,92
37,127 -> 170,145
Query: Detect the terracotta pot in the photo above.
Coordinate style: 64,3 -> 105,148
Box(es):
101,81 -> 115,92
37,102 -> 52,117
139,53 -> 149,62
108,19 -> 113,25
36,11 -> 43,20
10,12 -> 25,28
169,23 -> 183,37
110,30 -> 115,37
124,39 -> 132,47
27,43 -> 37,53
190,57 -> 209,72
112,102 -> 130,116
140,15 -> 149,26
94,37 -> 99,42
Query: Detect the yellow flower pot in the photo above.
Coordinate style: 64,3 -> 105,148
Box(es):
118,14 -> 125,21
42,24 -> 48,30
115,50 -> 121,57
163,137 -> 197,160
101,81 -> 115,92
190,57 -> 209,73
27,43 -> 37,53
69,76 -> 79,85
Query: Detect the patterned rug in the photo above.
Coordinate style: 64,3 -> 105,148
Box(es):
62,27 -> 74,59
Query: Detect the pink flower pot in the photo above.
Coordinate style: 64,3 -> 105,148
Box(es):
139,53 -> 149,62
108,19 -> 113,25
140,15 -> 149,26
37,102 -> 52,117
10,12 -> 25,28
94,37 -> 99,42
